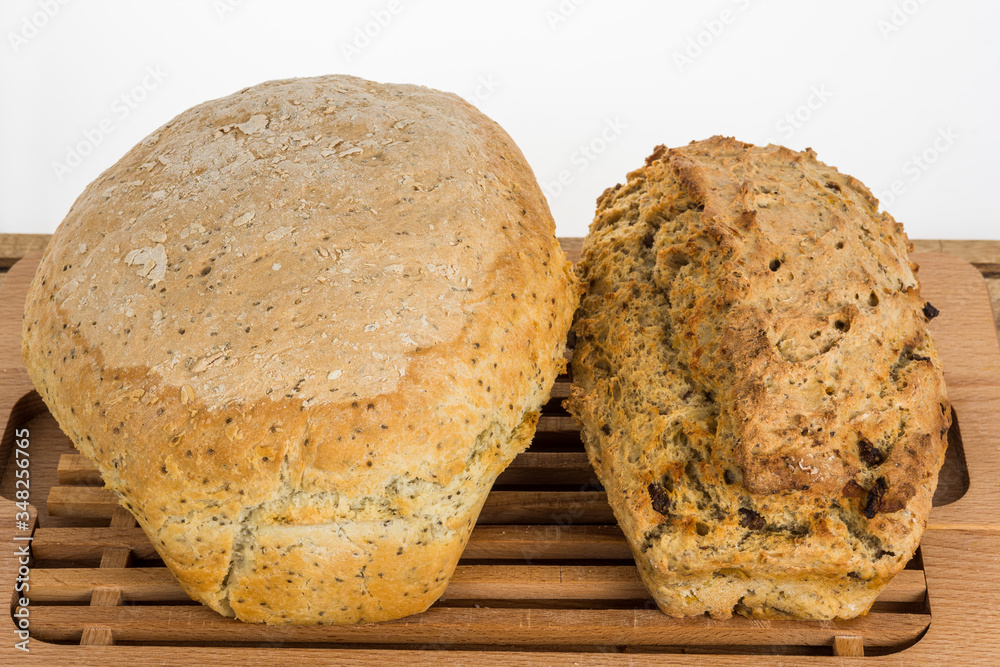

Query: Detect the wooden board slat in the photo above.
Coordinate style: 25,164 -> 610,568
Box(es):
484,491 -> 611,524
56,454 -> 102,485
535,415 -> 579,434
57,451 -> 598,487
97,547 -> 131,570
445,564 -> 649,600
31,567 -> 188,603
47,486 -> 617,524
0,233 -> 48,267
937,240 -> 1000,266
28,604 -> 929,648
547,381 -> 571,400
32,527 -> 162,560
31,524 -> 633,563
31,524 -> 635,562
78,626 -> 113,647
833,635 -> 865,657
47,486 -> 122,518
30,565 -> 649,603
89,588 -> 123,607
462,525 -> 631,560
29,564 -> 926,606
987,275 -> 1000,337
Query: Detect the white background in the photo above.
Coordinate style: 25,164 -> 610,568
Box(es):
1,0 -> 997,239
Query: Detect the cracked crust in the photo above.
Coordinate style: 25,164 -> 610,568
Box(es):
22,75 -> 578,624
566,137 -> 949,619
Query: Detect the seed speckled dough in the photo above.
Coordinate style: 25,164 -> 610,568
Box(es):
22,75 -> 578,625
566,137 -> 949,620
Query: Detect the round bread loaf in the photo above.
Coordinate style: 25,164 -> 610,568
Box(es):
22,75 -> 578,624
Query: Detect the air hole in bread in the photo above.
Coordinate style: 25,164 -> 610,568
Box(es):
660,473 -> 674,493
653,248 -> 692,292
769,259 -> 781,271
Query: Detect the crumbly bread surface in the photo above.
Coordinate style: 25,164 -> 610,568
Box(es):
566,137 -> 949,620
22,75 -> 577,624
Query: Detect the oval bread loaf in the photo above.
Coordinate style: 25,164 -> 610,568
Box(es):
22,75 -> 578,624
566,137 -> 949,620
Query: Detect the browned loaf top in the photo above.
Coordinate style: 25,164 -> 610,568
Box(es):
566,136 -> 949,619
22,75 -> 578,624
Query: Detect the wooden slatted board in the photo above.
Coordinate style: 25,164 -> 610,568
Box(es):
2,246 -> 1000,665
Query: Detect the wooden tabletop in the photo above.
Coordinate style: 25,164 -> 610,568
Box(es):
2,233 -> 998,338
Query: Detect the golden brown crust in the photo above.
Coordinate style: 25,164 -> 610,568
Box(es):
566,136 -> 949,620
22,75 -> 578,624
